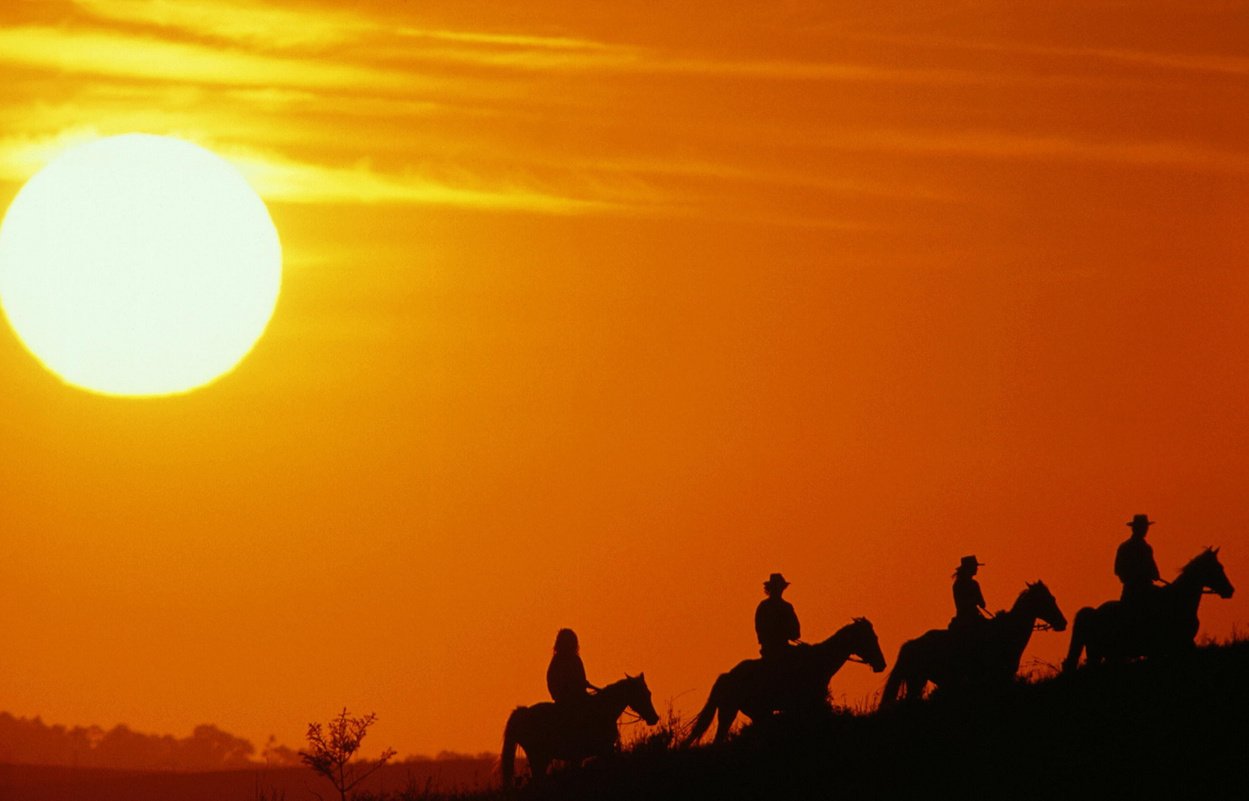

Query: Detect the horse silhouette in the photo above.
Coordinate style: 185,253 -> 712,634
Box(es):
880,581 -> 1066,707
501,673 -> 659,786
1063,547 -> 1234,672
683,617 -> 886,746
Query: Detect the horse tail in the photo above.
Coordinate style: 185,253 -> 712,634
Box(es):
683,674 -> 727,747
501,706 -> 523,786
1062,607 -> 1094,673
879,639 -> 915,709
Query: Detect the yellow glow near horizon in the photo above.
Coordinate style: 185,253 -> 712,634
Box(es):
0,134 -> 281,396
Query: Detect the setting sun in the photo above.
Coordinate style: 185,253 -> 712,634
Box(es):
0,134 -> 281,396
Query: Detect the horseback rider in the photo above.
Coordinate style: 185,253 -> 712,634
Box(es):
1116,514 -> 1163,607
755,573 -> 800,660
949,555 -> 991,634
547,628 -> 599,707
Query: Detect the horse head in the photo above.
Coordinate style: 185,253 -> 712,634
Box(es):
1183,547 -> 1235,599
1019,581 -> 1067,632
623,673 -> 661,726
847,617 -> 888,673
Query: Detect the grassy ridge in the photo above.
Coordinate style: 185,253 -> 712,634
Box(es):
466,639 -> 1248,801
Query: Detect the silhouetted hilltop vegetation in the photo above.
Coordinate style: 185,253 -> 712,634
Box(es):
470,638 -> 1248,801
7,641 -> 1245,800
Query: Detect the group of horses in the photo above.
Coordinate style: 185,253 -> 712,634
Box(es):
501,546 -> 1234,785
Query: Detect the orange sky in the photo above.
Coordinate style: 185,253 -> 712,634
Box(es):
1,1 -> 1247,757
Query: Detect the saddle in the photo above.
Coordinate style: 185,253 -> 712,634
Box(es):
946,615 -> 1002,680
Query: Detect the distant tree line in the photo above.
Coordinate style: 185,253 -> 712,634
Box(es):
0,711 -> 494,772
0,712 -> 283,771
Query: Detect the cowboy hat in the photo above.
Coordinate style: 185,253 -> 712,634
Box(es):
1126,514 -> 1155,528
763,572 -> 790,589
957,555 -> 984,571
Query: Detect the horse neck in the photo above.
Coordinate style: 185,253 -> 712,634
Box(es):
593,680 -> 632,717
812,625 -> 856,674
1165,564 -> 1208,614
999,594 -> 1042,647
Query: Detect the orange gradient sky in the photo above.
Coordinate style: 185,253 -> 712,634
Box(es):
1,1 -> 1247,757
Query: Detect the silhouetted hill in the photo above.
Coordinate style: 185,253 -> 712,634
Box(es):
474,639 -> 1249,801
8,642 -> 1245,800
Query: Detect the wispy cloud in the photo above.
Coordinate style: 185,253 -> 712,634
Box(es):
0,130 -> 105,183
0,129 -> 618,213
805,127 -> 1249,174
0,26 -> 409,90
589,157 -> 958,202
62,1 -> 1047,88
403,29 -> 616,52
1077,46 -> 1249,77
853,32 -> 1249,78
71,0 -> 372,49
72,0 -> 618,56
227,148 -> 613,213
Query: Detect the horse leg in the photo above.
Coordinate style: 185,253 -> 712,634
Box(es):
528,753 -> 551,783
880,641 -> 918,708
501,707 -> 523,787
880,666 -> 903,709
713,699 -> 739,744
1062,607 -> 1092,673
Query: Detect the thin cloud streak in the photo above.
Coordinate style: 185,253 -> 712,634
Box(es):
0,131 -> 624,214
0,130 -> 105,184
71,0 -> 372,49
225,148 -> 616,213
398,28 -> 618,52
0,26 -> 409,90
46,2 -> 1063,89
73,0 -> 619,55
799,128 -> 1249,174
853,32 -> 1249,78
590,157 -> 958,202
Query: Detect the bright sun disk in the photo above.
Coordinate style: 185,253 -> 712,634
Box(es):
0,133 -> 282,397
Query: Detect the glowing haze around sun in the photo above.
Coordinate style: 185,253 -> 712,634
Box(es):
0,134 -> 282,397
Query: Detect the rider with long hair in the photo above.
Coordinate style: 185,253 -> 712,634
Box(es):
547,628 -> 599,705
950,555 -> 989,632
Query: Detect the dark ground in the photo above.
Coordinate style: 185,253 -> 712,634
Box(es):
489,639 -> 1249,801
5,642 -> 1245,801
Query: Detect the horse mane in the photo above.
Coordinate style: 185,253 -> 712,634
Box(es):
1179,546 -> 1220,576
1016,580 -> 1048,602
609,673 -> 646,690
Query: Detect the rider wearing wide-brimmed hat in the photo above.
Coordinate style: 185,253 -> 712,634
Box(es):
755,573 -> 800,660
1116,514 -> 1162,604
950,555 -> 989,632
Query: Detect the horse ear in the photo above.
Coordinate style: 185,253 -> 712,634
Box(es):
625,672 -> 634,680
